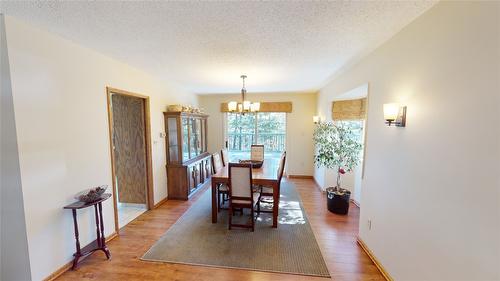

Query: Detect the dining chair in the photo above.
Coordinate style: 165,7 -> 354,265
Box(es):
250,144 -> 265,162
212,152 -> 229,210
257,151 -> 286,215
221,148 -> 229,167
228,163 -> 260,231
249,145 -> 265,195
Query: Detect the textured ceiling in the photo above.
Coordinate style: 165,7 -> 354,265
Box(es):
1,1 -> 436,94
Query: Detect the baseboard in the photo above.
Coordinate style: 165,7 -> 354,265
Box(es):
287,175 -> 313,179
43,261 -> 72,281
106,232 -> 118,243
313,177 -> 325,193
43,232 -> 118,281
356,237 -> 393,281
153,197 -> 168,209
350,198 -> 360,207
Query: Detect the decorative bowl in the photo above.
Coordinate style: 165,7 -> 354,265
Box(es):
75,185 -> 108,203
239,159 -> 264,168
167,104 -> 183,112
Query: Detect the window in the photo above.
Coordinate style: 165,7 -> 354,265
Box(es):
333,120 -> 365,167
226,112 -> 286,158
333,120 -> 364,145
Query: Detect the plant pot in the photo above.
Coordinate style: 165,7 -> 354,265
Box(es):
326,187 -> 351,215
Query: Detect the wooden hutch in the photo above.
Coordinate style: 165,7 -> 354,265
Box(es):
164,111 -> 211,200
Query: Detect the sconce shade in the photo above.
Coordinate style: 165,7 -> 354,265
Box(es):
383,103 -> 400,121
383,103 -> 407,127
313,116 -> 320,123
228,101 -> 238,111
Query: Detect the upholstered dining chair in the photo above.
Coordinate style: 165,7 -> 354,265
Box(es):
250,144 -> 265,162
257,151 -> 286,215
212,152 -> 229,210
228,163 -> 260,231
221,148 -> 229,167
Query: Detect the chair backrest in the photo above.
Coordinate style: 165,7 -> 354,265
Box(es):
250,145 -> 264,161
212,152 -> 223,174
221,148 -> 229,167
277,151 -> 286,186
228,163 -> 253,199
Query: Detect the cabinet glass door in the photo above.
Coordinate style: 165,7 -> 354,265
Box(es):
167,117 -> 179,163
190,118 -> 202,157
201,119 -> 206,153
182,117 -> 190,161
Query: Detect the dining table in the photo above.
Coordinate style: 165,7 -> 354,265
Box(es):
211,157 -> 281,228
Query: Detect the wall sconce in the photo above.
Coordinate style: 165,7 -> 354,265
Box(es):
313,116 -> 320,124
383,103 -> 406,127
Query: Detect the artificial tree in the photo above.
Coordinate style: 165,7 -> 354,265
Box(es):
313,121 -> 363,194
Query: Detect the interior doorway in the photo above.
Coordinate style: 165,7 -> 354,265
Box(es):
106,87 -> 153,232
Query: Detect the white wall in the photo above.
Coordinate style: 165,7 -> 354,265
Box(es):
4,16 -> 197,280
317,2 -> 500,280
199,92 -> 317,176
0,14 -> 32,281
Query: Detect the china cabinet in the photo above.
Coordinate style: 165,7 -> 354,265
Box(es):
164,112 -> 211,200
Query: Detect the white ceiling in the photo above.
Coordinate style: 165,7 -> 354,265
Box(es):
1,1 -> 436,94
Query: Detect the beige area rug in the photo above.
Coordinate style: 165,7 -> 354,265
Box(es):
142,182 -> 330,278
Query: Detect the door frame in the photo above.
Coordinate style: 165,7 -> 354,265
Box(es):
106,86 -> 154,233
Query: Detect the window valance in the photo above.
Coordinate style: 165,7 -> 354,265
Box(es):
332,98 -> 367,120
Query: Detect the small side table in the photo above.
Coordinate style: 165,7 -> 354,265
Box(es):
64,193 -> 112,269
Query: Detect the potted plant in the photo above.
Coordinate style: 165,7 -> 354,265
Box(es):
313,121 -> 362,214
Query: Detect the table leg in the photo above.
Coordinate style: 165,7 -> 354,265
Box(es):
273,182 -> 279,228
71,209 -> 81,270
211,179 -> 217,223
98,202 -> 111,259
98,203 -> 105,246
94,205 -> 101,247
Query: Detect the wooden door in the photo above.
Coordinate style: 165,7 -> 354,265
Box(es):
111,94 -> 147,204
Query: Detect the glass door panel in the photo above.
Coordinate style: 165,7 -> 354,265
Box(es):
167,117 -> 179,163
190,118 -> 202,157
201,119 -> 206,153
227,113 -> 256,159
256,112 -> 287,156
226,112 -> 286,159
182,117 -> 190,161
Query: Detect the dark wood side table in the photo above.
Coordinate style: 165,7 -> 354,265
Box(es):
63,193 -> 112,269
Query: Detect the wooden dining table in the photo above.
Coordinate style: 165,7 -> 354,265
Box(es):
211,157 -> 281,228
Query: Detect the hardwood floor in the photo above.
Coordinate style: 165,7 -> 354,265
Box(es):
57,178 -> 385,281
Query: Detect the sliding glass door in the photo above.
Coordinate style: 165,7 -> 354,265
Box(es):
226,112 -> 286,159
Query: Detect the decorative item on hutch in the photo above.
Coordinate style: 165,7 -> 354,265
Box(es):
167,104 -> 203,114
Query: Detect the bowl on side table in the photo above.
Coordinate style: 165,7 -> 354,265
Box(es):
75,185 -> 108,203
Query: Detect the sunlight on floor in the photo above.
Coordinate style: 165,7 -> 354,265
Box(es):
255,200 -> 306,225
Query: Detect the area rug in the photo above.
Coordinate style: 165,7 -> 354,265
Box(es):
142,182 -> 330,278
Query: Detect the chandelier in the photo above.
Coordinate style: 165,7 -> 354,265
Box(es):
227,75 -> 260,114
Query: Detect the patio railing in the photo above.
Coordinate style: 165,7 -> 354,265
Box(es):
227,133 -> 286,152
